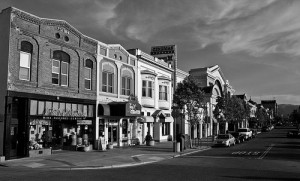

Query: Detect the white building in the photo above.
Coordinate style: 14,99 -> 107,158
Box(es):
128,49 -> 174,142
96,43 -> 142,148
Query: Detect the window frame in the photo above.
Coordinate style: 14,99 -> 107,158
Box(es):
51,51 -> 70,86
60,61 -> 69,87
142,80 -> 153,98
19,51 -> 31,81
159,85 -> 168,101
84,67 -> 92,90
102,71 -> 114,93
162,122 -> 170,136
121,76 -> 132,96
52,59 -> 60,85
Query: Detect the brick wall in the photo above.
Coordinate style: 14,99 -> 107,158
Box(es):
7,8 -> 97,100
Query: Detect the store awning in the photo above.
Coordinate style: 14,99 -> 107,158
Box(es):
98,104 -> 110,116
160,116 -> 174,123
138,116 -> 154,123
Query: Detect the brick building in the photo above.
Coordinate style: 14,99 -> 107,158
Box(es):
0,7 -> 97,160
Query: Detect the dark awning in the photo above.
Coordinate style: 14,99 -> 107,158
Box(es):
98,104 -> 110,116
100,101 -> 141,117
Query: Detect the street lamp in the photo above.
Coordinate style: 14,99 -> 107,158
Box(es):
171,103 -> 180,152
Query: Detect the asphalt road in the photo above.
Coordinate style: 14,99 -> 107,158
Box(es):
1,126 -> 300,181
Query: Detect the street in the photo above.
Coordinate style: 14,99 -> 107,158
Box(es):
1,126 -> 300,181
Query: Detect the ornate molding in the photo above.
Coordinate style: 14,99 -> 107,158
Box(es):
12,9 -> 42,25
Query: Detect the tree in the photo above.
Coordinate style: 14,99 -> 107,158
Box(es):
214,94 -> 249,132
173,76 -> 205,147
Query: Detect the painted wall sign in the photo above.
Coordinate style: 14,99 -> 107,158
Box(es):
43,108 -> 87,117
150,45 -> 175,55
77,120 -> 92,125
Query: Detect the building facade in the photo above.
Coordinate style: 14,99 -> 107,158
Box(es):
96,43 -> 142,148
128,49 -> 174,142
0,7 -> 98,160
188,65 -> 235,137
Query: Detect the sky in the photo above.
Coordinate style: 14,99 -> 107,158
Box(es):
1,0 -> 300,105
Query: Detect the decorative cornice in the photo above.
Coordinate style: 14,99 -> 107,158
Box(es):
12,9 -> 41,25
83,37 -> 97,47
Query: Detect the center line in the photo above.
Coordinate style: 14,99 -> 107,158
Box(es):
258,144 -> 274,159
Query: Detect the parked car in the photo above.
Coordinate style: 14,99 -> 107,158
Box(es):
231,132 -> 246,144
214,134 -> 236,147
261,126 -> 271,132
287,130 -> 300,138
237,128 -> 252,140
250,129 -> 258,138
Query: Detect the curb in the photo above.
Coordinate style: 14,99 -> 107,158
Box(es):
53,146 -> 212,170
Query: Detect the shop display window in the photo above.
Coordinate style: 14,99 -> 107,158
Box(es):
29,119 -> 51,150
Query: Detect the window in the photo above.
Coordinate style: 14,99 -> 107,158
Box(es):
159,85 -> 168,101
85,59 -> 93,90
52,50 -> 70,86
19,41 -> 33,81
162,122 -> 170,135
122,77 -> 132,95
142,80 -> 153,98
102,72 -> 114,93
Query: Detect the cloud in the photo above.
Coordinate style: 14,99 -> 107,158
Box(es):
107,0 -> 300,57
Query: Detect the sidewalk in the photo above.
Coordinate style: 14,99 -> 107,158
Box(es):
1,140 -> 212,170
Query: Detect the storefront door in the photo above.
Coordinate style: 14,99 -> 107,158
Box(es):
108,126 -> 118,143
10,124 -> 18,158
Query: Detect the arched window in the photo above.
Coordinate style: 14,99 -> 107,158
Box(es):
84,59 -> 93,90
102,62 -> 115,93
52,50 -> 70,86
121,68 -> 133,96
19,41 -> 33,81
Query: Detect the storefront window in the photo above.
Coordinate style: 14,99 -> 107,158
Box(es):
72,104 -> 77,111
162,122 -> 170,136
66,103 -> 71,111
59,102 -> 65,111
83,105 -> 88,116
46,101 -> 52,110
88,105 -> 94,117
78,104 -> 83,114
38,101 -> 45,115
30,100 -> 37,115
53,102 -> 59,109
29,119 -> 51,150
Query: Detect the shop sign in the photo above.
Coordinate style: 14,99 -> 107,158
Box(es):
150,45 -> 175,55
42,108 -> 87,118
30,119 -> 50,125
126,102 -> 141,116
77,120 -> 92,125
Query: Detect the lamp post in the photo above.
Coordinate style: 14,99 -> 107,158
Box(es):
172,103 -> 180,152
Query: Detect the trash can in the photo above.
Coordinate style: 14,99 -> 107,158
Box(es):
176,134 -> 184,152
176,142 -> 180,152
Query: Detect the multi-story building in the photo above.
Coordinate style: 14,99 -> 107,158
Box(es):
128,49 -> 174,142
96,43 -> 142,148
0,7 -> 98,160
189,65 -> 235,137
261,100 -> 278,119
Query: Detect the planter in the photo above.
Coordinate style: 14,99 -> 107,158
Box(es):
107,144 -> 114,149
29,148 -> 52,157
146,140 -> 155,146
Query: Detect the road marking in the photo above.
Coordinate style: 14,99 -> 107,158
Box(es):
258,144 -> 274,160
232,151 -> 260,156
181,155 -> 245,159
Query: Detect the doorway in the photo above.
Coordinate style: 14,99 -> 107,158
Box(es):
108,126 -> 118,143
9,124 -> 18,158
